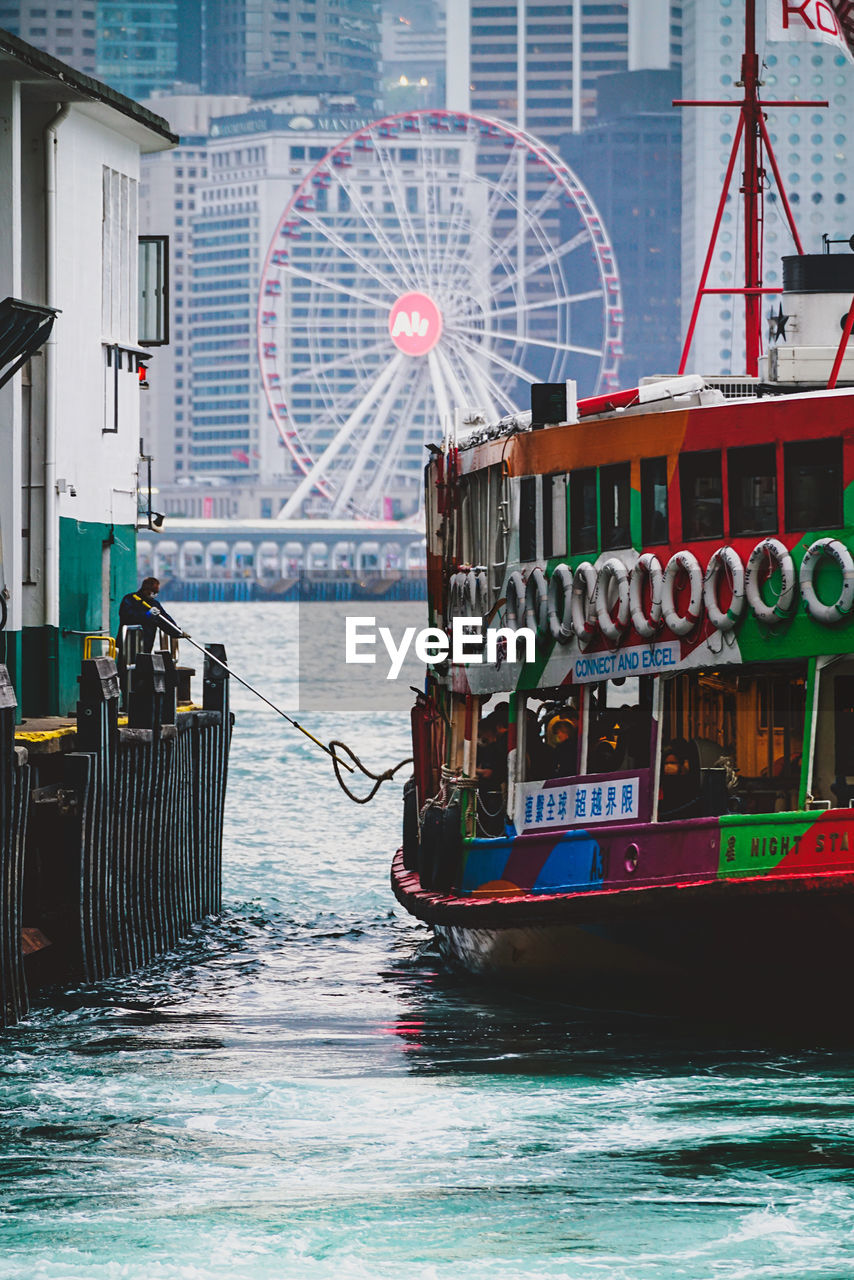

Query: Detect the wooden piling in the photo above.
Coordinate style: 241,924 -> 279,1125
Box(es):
1,647 -> 232,1026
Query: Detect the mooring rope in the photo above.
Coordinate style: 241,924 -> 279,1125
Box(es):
327,739 -> 413,804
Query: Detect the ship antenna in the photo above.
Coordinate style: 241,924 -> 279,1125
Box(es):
675,0 -> 827,377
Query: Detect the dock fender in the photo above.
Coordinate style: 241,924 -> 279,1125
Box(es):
703,545 -> 745,632
524,566 -> 548,634
596,557 -> 631,643
571,561 -> 599,649
546,563 -> 574,643
745,537 -> 797,624
419,802 -> 445,890
662,550 -> 703,636
402,776 -> 419,872
505,570 -> 526,630
434,801 -> 463,894
799,537 -> 854,623
629,553 -> 663,639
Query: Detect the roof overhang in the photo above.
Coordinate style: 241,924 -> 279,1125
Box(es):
0,27 -> 177,153
0,297 -> 58,390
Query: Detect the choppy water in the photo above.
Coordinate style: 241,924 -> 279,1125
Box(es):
3,603 -> 854,1279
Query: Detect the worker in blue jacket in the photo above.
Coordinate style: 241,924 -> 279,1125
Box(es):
118,577 -> 185,651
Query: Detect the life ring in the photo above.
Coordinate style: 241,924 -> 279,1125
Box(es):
524,566 -> 548,634
745,537 -> 797,624
662,550 -> 703,637
595,558 -> 631,643
504,570 -> 527,629
466,568 -> 489,619
799,537 -> 854,624
570,561 -> 598,648
546,563 -> 574,644
629,553 -> 663,639
703,545 -> 745,632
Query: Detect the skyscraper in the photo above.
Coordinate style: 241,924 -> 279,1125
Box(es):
680,0 -> 854,376
203,0 -> 381,106
562,69 -> 683,386
447,1 -> 680,149
0,0 -> 97,72
0,0 -> 200,96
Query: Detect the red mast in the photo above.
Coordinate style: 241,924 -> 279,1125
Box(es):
676,0 -> 827,377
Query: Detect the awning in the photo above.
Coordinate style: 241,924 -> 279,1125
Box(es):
0,297 -> 59,391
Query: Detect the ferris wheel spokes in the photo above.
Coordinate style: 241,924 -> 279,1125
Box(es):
291,214 -> 407,298
480,290 -> 603,328
330,357 -> 415,515
325,168 -> 422,291
370,141 -> 432,284
281,352 -> 406,517
454,324 -> 604,360
280,264 -> 392,310
360,365 -> 430,516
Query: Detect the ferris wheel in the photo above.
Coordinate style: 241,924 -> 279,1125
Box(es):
258,109 -> 623,518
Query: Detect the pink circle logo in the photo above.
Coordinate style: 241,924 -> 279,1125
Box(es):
388,292 -> 443,356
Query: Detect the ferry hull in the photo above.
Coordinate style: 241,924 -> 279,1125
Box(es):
392,851 -> 854,1015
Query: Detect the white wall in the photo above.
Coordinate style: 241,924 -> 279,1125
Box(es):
52,110 -> 142,534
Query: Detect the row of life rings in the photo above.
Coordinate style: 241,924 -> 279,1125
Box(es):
447,569 -> 490,622
499,536 -> 854,646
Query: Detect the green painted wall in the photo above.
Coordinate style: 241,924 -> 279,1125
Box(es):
21,517 -> 136,718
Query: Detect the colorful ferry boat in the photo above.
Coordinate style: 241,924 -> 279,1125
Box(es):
391,3 -> 854,1011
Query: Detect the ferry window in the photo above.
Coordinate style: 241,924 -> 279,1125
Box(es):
541,474 -> 552,559
599,463 -> 631,549
521,691 -> 581,780
587,677 -> 652,774
541,473 -> 568,559
519,476 -> 537,561
680,451 -> 723,540
728,443 -> 777,535
570,468 -> 597,554
784,438 -> 842,530
641,456 -> 669,544
661,665 -> 805,819
834,676 -> 854,777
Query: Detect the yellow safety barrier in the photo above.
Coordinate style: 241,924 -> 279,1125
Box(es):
82,634 -> 117,661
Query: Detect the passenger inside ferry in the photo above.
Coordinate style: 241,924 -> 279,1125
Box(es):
476,703 -> 508,789
545,708 -> 579,778
476,702 -> 508,836
659,739 -> 702,820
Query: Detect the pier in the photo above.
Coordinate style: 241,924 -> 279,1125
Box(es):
0,650 -> 231,1027
137,518 -> 427,601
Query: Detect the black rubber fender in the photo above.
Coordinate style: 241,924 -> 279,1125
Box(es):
402,776 -> 419,872
432,802 -> 463,894
419,804 -> 444,891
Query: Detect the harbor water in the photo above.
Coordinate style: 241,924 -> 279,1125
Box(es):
2,602 -> 854,1279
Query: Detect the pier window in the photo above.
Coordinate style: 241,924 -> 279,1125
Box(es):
640,456 -> 669,544
570,467 -> 597,554
599,463 -> 631,550
784,438 -> 842,531
728,443 -> 777,535
680,450 -> 723,540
